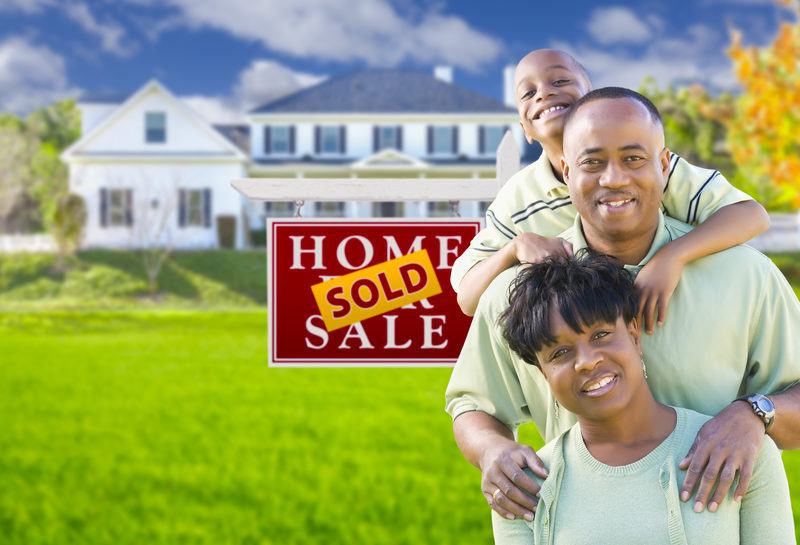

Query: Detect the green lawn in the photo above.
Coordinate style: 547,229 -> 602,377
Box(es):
2,251 -> 800,543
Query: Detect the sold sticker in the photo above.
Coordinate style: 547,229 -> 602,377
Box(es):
311,249 -> 442,332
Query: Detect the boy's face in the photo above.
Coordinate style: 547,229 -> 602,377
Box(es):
515,50 -> 590,145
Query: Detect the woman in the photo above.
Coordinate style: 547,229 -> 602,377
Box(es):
494,253 -> 794,545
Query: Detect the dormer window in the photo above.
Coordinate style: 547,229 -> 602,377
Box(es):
145,112 -> 166,143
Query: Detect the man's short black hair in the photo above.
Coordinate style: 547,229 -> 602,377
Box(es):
562,87 -> 662,137
500,252 -> 639,368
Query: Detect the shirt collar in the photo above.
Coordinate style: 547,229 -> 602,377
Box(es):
534,152 -> 570,199
570,211 -> 673,273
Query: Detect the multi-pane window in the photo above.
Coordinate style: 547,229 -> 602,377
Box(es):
431,126 -> 456,155
264,201 -> 296,217
185,190 -> 205,226
427,201 -> 452,218
373,202 -> 404,217
145,112 -> 166,143
107,189 -> 132,226
320,127 -> 341,154
314,201 -> 346,217
179,188 -> 211,228
266,126 -> 292,154
482,126 -> 506,154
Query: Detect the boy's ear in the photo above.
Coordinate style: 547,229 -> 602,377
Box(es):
561,157 -> 570,184
520,121 -> 533,144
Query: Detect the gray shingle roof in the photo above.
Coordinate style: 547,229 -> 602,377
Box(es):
251,70 -> 514,114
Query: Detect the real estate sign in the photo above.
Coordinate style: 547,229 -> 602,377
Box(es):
268,219 -> 480,366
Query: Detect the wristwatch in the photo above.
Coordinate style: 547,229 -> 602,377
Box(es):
736,394 -> 776,431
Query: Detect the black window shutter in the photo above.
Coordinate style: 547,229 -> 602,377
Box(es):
125,190 -> 133,226
452,126 -> 459,154
100,188 -> 108,227
263,126 -> 271,154
373,126 -> 379,152
203,189 -> 212,228
178,189 -> 186,227
478,126 -> 485,154
339,125 -> 346,154
427,126 -> 433,154
289,126 -> 296,154
314,126 -> 321,154
396,125 -> 402,151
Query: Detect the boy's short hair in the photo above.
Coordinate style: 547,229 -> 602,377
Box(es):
500,252 -> 639,368
562,87 -> 662,137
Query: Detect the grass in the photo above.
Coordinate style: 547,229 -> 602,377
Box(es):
0,251 -> 266,309
2,251 -> 800,543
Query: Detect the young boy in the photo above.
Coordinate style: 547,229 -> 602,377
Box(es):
452,49 -> 769,332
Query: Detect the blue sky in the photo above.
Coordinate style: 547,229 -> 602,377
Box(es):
0,0 -> 794,123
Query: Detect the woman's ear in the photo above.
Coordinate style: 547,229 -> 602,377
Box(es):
628,317 -> 641,347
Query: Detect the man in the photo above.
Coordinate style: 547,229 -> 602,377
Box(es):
446,87 -> 800,523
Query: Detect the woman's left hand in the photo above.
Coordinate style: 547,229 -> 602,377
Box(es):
635,247 -> 685,334
678,401 -> 766,512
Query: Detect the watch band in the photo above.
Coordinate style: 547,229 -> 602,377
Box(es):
736,394 -> 775,431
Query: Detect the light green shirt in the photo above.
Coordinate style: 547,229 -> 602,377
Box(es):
492,408 -> 795,545
445,212 -> 800,441
450,152 -> 753,292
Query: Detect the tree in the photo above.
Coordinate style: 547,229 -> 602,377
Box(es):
726,0 -> 800,210
51,193 -> 87,271
639,80 -> 736,176
0,120 -> 41,233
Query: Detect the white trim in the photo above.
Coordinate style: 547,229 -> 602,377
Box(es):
63,79 -> 247,162
249,112 -> 516,124
351,149 -> 429,170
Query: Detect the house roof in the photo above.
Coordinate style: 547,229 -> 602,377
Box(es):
214,124 -> 250,154
251,70 -> 514,114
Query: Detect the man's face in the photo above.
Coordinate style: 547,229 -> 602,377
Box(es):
514,50 -> 591,144
561,98 -> 671,242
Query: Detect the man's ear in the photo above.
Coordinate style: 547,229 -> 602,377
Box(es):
561,157 -> 570,184
520,121 -> 533,144
660,147 -> 671,180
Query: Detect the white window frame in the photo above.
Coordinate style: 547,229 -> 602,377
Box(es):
271,126 -> 291,154
108,189 -> 130,227
432,126 -> 454,156
320,127 -> 341,155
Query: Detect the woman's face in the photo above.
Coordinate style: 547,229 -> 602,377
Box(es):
535,308 -> 644,421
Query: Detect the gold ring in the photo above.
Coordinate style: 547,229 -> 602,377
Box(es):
493,489 -> 503,501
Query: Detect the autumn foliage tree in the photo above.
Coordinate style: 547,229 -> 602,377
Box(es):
726,0 -> 800,210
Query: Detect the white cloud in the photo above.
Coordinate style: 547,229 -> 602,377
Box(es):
62,2 -> 135,57
233,59 -> 325,111
0,0 -> 52,14
0,36 -> 80,115
134,0 -> 503,72
181,95 -> 245,125
586,6 -> 654,45
182,59 -> 325,124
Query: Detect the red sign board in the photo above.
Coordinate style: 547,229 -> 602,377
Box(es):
268,219 -> 481,366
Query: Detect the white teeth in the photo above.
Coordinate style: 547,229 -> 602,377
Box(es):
539,105 -> 566,118
585,375 -> 613,392
604,199 -> 631,208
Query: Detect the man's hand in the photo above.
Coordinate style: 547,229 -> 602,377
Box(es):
635,245 -> 685,334
479,437 -> 548,522
513,233 -> 572,265
679,401 -> 765,512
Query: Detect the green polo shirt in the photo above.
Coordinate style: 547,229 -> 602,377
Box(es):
445,212 -> 800,441
450,152 -> 753,292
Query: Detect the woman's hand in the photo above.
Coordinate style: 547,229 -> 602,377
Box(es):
635,246 -> 686,334
513,233 -> 572,265
480,438 -> 548,522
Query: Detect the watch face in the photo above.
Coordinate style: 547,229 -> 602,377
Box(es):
756,397 -> 775,413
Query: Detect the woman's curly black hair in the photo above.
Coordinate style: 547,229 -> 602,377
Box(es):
499,251 -> 639,368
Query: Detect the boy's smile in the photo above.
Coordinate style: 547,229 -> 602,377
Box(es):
514,49 -> 591,145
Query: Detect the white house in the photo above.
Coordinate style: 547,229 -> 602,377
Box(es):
62,67 -> 536,249
246,67 -> 530,225
62,80 -> 248,249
